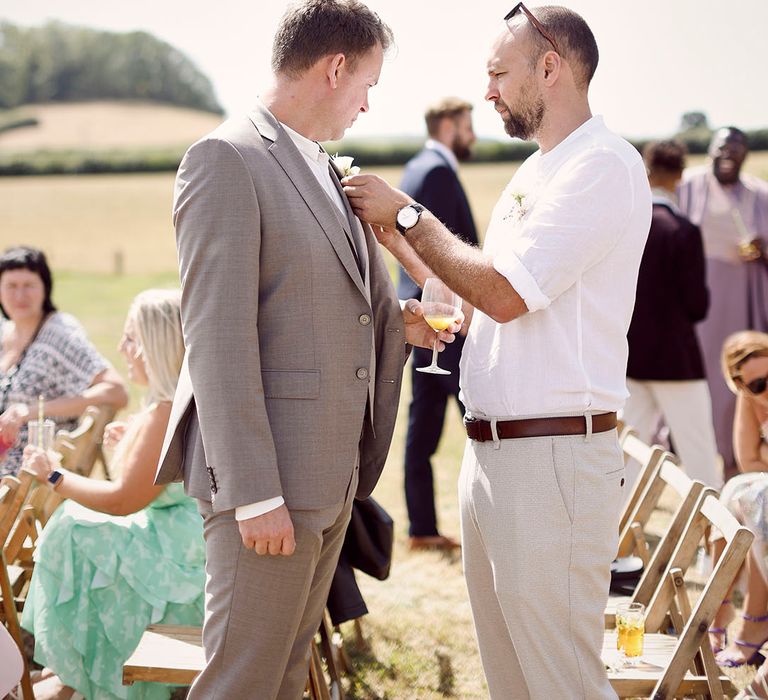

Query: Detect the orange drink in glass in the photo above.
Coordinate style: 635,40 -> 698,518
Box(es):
616,602 -> 644,660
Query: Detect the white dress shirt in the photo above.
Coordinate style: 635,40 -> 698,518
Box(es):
425,139 -> 459,173
459,116 -> 652,419
236,120 -> 349,522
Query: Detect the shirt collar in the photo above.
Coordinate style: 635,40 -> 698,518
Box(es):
539,115 -> 605,164
426,139 -> 459,173
651,187 -> 681,214
280,121 -> 329,165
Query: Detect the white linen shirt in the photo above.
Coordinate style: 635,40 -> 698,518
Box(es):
459,116 -> 651,419
425,139 -> 459,173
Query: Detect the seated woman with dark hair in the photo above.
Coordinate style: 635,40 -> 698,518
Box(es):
21,289 -> 204,700
0,246 -> 128,476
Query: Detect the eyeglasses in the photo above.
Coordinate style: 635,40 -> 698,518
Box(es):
504,2 -> 561,55
742,374 -> 768,395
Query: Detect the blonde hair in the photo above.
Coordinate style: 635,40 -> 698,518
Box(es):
110,289 -> 184,475
721,330 -> 768,394
127,289 -> 184,404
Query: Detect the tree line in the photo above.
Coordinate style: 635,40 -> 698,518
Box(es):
0,21 -> 223,114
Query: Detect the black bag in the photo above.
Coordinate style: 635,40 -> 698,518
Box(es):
343,497 -> 394,581
609,556 -> 644,596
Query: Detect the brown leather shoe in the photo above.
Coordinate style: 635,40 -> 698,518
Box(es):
408,535 -> 461,551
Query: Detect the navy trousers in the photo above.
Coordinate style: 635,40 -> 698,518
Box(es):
404,337 -> 466,537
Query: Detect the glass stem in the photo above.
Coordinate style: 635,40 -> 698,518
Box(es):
430,331 -> 439,367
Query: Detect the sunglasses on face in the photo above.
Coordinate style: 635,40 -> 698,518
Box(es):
504,2 -> 561,54
742,375 -> 768,395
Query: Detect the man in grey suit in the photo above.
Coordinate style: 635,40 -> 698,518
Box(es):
154,1 -> 457,698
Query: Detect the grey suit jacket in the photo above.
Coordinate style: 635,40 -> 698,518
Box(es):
155,102 -> 406,512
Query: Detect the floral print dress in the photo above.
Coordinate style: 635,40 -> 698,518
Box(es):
22,483 -> 205,700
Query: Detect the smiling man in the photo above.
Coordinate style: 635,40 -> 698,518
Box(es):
344,5 -> 651,697
678,127 -> 768,480
153,2 -> 460,698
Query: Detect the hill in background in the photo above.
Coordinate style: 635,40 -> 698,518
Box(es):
0,101 -> 224,151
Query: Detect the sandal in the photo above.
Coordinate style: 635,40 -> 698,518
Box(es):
718,612 -> 768,668
709,599 -> 732,655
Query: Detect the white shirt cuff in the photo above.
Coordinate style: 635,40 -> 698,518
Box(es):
399,298 -> 407,310
493,252 -> 551,313
235,496 -> 285,521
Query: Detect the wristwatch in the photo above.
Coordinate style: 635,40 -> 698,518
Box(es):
396,203 -> 425,235
47,469 -> 64,490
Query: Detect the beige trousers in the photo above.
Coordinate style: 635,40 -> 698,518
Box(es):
623,378 -> 722,489
459,428 -> 624,700
188,467 -> 358,700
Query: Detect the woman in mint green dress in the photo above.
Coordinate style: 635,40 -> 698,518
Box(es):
21,289 -> 204,700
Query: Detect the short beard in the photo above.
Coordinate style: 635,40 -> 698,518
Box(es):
452,139 -> 473,162
497,84 -> 545,141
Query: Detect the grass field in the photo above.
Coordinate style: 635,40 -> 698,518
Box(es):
5,152 -> 768,697
3,152 -> 768,274
0,101 -> 223,152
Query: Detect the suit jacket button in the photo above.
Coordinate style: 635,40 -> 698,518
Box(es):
359,313 -> 371,326
356,367 -> 369,380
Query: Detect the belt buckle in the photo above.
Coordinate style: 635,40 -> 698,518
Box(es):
464,417 -> 487,443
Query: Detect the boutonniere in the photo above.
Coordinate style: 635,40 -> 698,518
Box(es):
503,192 -> 528,222
332,154 -> 361,178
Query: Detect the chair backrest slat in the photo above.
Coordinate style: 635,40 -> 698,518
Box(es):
618,457 -> 693,559
0,472 -> 34,547
619,430 -> 669,534
631,470 -> 707,606
650,496 -> 752,698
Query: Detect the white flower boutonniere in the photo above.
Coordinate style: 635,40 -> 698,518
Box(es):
503,192 -> 528,222
332,154 -> 361,177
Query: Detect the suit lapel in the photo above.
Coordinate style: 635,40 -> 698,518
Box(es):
328,161 -> 370,287
247,106 -> 367,299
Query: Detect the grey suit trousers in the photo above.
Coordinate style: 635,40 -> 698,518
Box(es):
188,467 -> 359,700
459,430 -> 624,700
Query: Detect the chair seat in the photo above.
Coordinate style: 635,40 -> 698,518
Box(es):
602,632 -> 735,697
123,625 -> 203,685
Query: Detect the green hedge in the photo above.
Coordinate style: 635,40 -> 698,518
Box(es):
0,147 -> 185,175
2,132 -> 767,176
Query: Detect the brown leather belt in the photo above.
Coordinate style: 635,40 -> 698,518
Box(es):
464,412 -> 617,442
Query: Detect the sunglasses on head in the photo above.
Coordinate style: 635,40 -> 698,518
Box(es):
504,2 -> 561,54
742,375 -> 768,395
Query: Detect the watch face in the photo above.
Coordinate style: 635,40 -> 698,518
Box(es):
398,206 -> 419,229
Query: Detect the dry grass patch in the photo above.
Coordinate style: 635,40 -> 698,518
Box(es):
0,101 -> 223,151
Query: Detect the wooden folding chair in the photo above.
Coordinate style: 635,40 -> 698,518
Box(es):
618,428 -> 670,535
603,491 -> 753,698
606,460 -> 709,628
56,403 -> 116,478
0,470 -> 35,700
124,620 -> 341,699
618,452 -> 691,564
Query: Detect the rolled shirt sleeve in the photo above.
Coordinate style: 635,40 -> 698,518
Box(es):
493,149 -> 634,312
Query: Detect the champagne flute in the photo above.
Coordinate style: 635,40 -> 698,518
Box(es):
417,278 -> 462,376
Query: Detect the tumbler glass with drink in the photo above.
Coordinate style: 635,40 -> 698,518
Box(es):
616,602 -> 645,663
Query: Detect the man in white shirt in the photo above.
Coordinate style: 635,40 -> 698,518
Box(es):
345,5 -> 651,698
